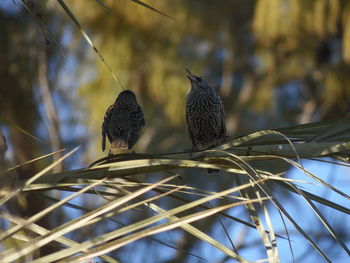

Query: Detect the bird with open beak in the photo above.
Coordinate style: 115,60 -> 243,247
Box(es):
185,68 -> 226,173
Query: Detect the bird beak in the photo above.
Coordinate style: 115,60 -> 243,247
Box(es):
185,68 -> 196,82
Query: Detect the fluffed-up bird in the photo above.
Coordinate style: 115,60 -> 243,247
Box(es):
102,90 -> 145,155
185,69 -> 226,173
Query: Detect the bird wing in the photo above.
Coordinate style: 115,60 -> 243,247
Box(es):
186,111 -> 196,148
126,104 -> 145,149
131,104 -> 145,126
102,104 -> 116,151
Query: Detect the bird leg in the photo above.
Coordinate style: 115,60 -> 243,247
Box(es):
107,149 -> 114,163
185,145 -> 198,158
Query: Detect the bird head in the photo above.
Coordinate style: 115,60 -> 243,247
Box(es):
115,90 -> 137,104
185,68 -> 210,90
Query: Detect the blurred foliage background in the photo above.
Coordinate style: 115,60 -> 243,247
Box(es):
1,0 -> 350,262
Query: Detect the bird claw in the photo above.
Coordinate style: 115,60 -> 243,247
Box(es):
184,147 -> 198,158
107,151 -> 114,162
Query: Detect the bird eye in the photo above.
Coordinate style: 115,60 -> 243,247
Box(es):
195,76 -> 202,83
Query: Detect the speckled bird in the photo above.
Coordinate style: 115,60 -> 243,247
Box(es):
185,68 -> 226,151
102,90 -> 145,154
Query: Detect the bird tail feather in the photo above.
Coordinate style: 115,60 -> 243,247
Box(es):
111,138 -> 129,150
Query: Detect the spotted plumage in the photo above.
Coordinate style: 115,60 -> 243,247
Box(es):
185,69 -> 226,173
185,69 -> 226,150
102,90 -> 145,153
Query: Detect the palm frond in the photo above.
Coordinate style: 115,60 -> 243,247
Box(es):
2,120 -> 350,262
